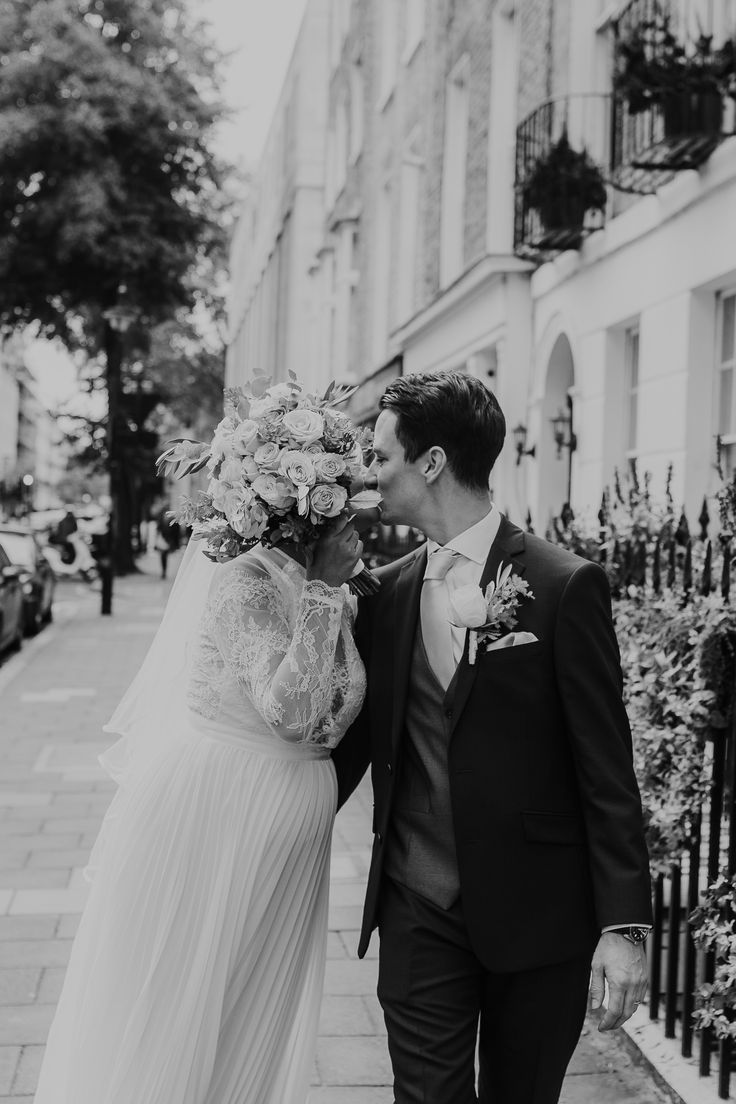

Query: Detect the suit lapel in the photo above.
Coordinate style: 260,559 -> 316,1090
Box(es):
390,546 -> 426,754
445,516 -> 526,733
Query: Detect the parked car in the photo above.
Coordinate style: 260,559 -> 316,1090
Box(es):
0,527 -> 55,634
0,541 -> 24,654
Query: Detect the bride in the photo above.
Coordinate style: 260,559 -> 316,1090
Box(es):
34,403 -> 369,1102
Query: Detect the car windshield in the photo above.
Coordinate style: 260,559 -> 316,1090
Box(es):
0,532 -> 36,566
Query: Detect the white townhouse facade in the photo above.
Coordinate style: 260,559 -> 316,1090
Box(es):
225,0 -> 332,393
227,0 -> 736,533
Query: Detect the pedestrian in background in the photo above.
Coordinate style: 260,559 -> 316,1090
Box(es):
155,505 -> 180,579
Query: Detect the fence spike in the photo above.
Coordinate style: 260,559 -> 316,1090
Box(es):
721,538 -> 731,602
683,539 -> 693,594
699,497 -> 710,542
701,539 -> 712,596
652,536 -> 661,595
667,540 -> 676,590
633,541 -> 646,587
525,509 -> 534,534
676,511 -> 691,546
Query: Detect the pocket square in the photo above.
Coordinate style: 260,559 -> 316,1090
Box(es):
485,631 -> 539,652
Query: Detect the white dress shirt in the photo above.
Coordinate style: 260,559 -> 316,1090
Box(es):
424,505 -> 501,668
420,505 -> 501,689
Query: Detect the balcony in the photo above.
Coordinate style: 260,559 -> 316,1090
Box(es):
514,95 -> 611,258
611,0 -> 736,194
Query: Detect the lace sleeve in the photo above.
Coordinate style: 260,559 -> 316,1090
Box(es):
210,565 -> 346,742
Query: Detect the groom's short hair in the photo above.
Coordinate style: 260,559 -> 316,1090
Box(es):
379,370 -> 506,491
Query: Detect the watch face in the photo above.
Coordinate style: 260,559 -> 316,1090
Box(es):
625,927 -> 649,944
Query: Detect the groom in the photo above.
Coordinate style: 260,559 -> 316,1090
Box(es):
332,370 -> 652,1104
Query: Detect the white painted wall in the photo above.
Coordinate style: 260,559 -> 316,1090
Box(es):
528,140 -> 736,525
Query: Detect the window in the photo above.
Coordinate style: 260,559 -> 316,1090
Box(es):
377,0 -> 398,107
675,0 -> 736,43
403,0 -> 425,62
397,133 -> 419,322
625,326 -> 640,457
439,56 -> 470,288
372,180 -> 392,365
349,62 -> 364,163
717,291 -> 736,439
324,127 -> 337,212
330,0 -> 351,68
335,94 -> 348,196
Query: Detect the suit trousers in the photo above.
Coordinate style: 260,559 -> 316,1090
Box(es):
377,878 -> 591,1104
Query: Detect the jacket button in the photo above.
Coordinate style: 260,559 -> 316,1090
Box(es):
386,762 -> 392,774
445,708 -> 453,720
377,832 -> 383,844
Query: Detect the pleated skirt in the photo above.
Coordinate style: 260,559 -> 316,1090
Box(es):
33,717 -> 337,1104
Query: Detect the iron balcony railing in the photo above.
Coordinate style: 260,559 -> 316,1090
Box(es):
514,94 -> 612,257
611,0 -> 735,193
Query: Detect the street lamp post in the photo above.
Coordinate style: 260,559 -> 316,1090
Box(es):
550,395 -> 577,505
101,290 -> 137,614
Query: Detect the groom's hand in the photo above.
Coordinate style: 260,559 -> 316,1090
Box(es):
589,932 -> 648,1031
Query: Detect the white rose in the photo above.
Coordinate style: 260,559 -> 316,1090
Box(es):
448,584 -> 489,628
279,450 -> 316,487
282,408 -> 324,445
252,473 -> 297,511
254,442 -> 284,471
210,479 -> 230,513
221,484 -> 253,523
208,418 -> 236,466
309,483 -> 348,518
230,499 -> 270,540
241,454 -> 260,481
249,384 -> 292,418
231,419 -> 260,455
312,452 -> 347,483
219,457 -> 247,484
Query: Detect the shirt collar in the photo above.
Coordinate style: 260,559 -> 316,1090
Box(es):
426,503 -> 501,565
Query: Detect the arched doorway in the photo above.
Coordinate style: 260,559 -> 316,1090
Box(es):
538,333 -> 575,531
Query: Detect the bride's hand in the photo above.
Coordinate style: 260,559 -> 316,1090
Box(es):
306,514 -> 363,588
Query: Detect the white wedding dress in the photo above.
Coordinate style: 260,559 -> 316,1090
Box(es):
34,546 -> 366,1104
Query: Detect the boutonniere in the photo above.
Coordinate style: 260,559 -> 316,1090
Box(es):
449,563 -> 534,665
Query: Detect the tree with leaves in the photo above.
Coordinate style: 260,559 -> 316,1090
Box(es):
0,0 -> 228,570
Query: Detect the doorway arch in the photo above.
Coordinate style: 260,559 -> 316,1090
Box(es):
537,333 -> 575,531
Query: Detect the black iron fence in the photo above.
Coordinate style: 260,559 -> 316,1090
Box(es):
550,491 -> 736,1098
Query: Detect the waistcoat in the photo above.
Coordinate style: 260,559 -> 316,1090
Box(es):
383,626 -> 460,909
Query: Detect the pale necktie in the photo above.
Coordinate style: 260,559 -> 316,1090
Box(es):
421,548 -> 460,691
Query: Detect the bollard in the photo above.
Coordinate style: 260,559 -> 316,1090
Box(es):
99,556 -> 113,616
90,523 -> 114,616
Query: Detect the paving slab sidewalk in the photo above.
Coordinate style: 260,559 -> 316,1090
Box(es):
0,559 -> 672,1102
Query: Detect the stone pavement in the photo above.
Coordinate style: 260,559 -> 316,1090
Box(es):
0,556 -> 672,1103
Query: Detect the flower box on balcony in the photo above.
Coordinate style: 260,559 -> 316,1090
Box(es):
615,14 -> 735,139
522,130 -> 608,241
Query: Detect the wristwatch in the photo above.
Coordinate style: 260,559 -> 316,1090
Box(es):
617,926 -> 650,945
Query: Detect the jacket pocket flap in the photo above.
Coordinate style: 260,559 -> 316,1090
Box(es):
522,811 -> 584,845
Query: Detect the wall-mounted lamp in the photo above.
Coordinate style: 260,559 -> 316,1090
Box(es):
512,423 -> 536,466
550,396 -> 577,503
550,403 -> 577,460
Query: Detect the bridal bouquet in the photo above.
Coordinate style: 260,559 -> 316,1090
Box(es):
156,373 -> 382,595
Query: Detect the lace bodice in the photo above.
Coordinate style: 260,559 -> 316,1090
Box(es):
186,547 -> 366,750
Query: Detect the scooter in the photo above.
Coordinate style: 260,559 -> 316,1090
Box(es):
42,532 -> 98,582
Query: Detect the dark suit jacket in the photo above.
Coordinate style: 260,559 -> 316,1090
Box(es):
331,515 -> 653,972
